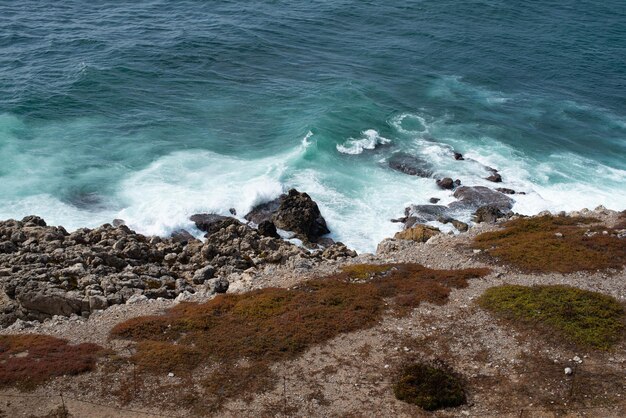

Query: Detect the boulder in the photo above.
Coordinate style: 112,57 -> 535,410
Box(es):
394,225 -> 440,242
449,186 -> 513,212
436,178 -> 455,190
190,214 -> 239,235
192,265 -> 215,284
473,205 -> 507,223
496,188 -> 516,195
388,153 -> 433,178
209,277 -> 229,294
405,205 -> 450,223
453,152 -> 464,161
429,197 -> 440,204
170,229 -> 196,244
486,172 -> 502,183
257,220 -> 280,238
245,189 -> 330,243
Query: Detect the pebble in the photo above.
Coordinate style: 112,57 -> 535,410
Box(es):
564,367 -> 573,375
168,372 -> 175,378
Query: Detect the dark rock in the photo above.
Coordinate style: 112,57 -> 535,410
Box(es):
450,219 -> 469,232
496,188 -> 516,195
486,172 -> 502,183
257,220 -> 280,238
229,208 -> 237,215
210,277 -> 229,294
171,229 -> 196,244
21,216 -> 46,227
192,265 -> 215,284
244,198 -> 282,225
316,237 -> 336,248
405,205 -> 450,223
474,205 -> 506,223
112,219 -> 126,227
390,217 -> 407,223
190,214 -> 240,235
449,186 -> 513,212
436,178 -> 455,190
429,198 -> 440,204
453,152 -> 464,161
274,189 -> 330,242
0,241 -> 18,254
388,153 -> 433,178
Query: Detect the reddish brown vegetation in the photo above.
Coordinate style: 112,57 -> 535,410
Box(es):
0,334 -> 104,390
109,263 -> 488,409
474,215 -> 626,273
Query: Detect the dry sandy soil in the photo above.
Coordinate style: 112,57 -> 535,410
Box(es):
1,209 -> 624,417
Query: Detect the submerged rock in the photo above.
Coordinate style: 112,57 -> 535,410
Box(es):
449,186 -> 513,212
436,178 -> 456,190
388,153 -> 433,178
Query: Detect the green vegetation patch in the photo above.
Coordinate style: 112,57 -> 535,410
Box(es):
110,263 -> 488,409
474,215 -> 626,273
0,334 -> 104,390
393,362 -> 466,411
478,285 -> 625,350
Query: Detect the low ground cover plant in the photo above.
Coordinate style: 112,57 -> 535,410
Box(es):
478,284 -> 625,350
473,215 -> 626,273
393,361 -> 466,411
110,263 -> 488,408
0,334 -> 104,390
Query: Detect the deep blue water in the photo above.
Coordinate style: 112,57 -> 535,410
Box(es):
1,1 -> 625,251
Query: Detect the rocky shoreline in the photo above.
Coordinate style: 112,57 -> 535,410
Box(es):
0,166 -> 528,328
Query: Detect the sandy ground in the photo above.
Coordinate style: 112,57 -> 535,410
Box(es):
1,209 -> 625,417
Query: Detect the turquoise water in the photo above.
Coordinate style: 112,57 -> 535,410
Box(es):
1,1 -> 625,252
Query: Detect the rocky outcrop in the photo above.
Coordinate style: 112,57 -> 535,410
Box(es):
485,167 -> 503,183
436,178 -> 460,190
388,153 -> 433,178
0,210 -> 351,327
449,186 -> 513,212
394,225 -> 441,242
245,189 -> 330,243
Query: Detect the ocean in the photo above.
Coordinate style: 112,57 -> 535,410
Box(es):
1,0 -> 625,252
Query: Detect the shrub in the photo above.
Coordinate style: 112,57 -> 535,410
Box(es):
110,263 -> 488,407
0,334 -> 104,390
474,215 -> 626,273
478,285 -> 625,350
393,362 -> 466,410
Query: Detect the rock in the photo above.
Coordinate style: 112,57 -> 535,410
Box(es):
436,178 -> 455,190
88,295 -> 108,312
245,189 -> 330,243
321,243 -> 357,259
209,277 -> 229,294
126,294 -> 148,304
171,229 -> 196,244
112,219 -> 126,227
0,241 -> 18,254
190,214 -> 239,235
486,172 -> 502,182
273,189 -> 330,242
450,219 -> 469,232
192,265 -> 215,284
257,220 -> 280,238
405,205 -> 449,223
22,215 -> 46,227
450,186 -> 513,212
453,152 -> 464,160
473,205 -> 506,223
429,198 -> 440,204
229,208 -> 237,215
496,188 -> 516,195
388,153 -> 433,177
17,289 -> 82,318
564,367 -> 573,375
394,225 -> 440,242
316,237 -> 336,248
